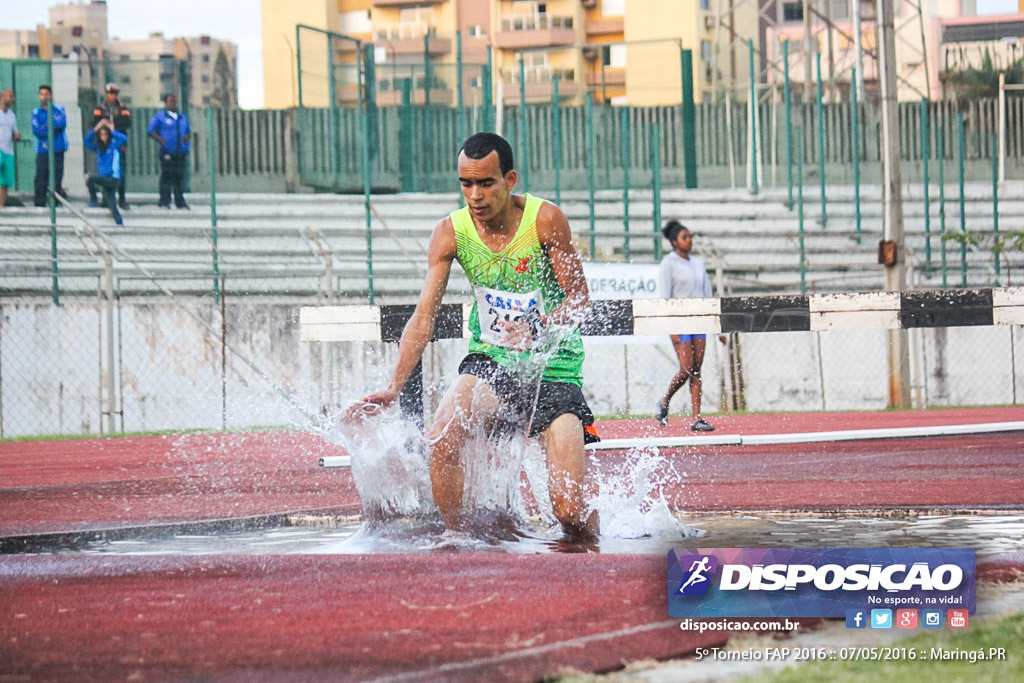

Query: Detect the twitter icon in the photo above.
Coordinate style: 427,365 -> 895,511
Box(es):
870,609 -> 893,629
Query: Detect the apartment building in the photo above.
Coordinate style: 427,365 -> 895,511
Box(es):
2,1 -> 237,109
261,0 -> 755,109
764,0 -> 977,102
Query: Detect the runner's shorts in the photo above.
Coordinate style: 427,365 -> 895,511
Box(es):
457,353 -> 600,444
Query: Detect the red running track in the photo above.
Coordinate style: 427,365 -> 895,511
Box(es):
1,407 -> 1022,681
1,407 -> 1021,537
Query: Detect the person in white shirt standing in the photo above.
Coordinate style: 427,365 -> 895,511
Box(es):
0,89 -> 22,208
654,220 -> 722,431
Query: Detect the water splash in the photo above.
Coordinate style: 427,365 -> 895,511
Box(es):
317,323 -> 692,548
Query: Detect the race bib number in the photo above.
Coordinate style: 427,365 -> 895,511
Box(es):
475,285 -> 544,348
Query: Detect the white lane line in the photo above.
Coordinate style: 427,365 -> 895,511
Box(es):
365,618 -> 685,683
319,421 -> 1024,466
588,420 -> 1024,451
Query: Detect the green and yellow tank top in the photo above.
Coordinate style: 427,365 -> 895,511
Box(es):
451,194 -> 585,385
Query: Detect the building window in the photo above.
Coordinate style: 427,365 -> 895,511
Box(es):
121,76 -> 131,84
201,75 -> 210,83
701,40 -> 712,63
72,26 -> 83,37
53,44 -> 62,56
202,95 -> 210,104
120,55 -> 130,61
28,45 -> 40,58
468,24 -> 486,38
202,54 -> 210,63
700,0 -> 710,9
782,2 -> 803,21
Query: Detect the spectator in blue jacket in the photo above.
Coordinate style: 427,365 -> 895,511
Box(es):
84,119 -> 126,225
146,93 -> 191,209
31,84 -> 68,207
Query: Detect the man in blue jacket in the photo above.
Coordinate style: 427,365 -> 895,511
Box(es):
146,93 -> 191,209
31,85 -> 68,207
84,119 -> 127,225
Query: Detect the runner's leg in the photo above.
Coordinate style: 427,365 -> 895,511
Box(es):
689,337 -> 707,418
662,339 -> 695,408
540,413 -> 598,537
426,374 -> 500,529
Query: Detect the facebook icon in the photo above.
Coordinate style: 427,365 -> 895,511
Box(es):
845,609 -> 867,629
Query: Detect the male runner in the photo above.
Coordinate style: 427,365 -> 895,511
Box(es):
347,132 -> 599,539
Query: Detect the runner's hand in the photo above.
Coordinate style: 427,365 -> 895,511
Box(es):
341,389 -> 399,423
496,319 -> 534,351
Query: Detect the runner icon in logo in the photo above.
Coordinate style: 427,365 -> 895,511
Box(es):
678,556 -> 715,595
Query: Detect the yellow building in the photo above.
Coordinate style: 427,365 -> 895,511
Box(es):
260,0 -> 757,109
262,0 -> 343,109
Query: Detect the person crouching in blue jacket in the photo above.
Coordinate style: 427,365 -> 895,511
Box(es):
84,119 -> 126,225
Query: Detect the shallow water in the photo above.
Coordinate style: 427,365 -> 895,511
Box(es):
59,512 -> 1024,557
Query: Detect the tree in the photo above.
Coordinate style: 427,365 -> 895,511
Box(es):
946,50 -> 1024,100
210,47 -> 235,108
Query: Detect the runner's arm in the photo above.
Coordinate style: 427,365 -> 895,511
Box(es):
537,202 -> 590,327
344,219 -> 456,418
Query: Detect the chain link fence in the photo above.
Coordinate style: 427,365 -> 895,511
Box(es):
2,295 -> 1020,438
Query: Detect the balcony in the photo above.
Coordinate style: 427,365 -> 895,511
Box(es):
494,14 -> 575,49
585,67 -> 625,88
372,74 -> 453,107
374,23 -> 451,56
585,17 -> 624,36
372,0 -> 444,6
501,66 -> 578,103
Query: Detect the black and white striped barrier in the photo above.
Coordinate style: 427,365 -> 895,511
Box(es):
301,288 -> 1024,342
301,287 -> 1023,429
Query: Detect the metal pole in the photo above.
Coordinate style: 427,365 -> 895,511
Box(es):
456,31 -> 465,143
998,71 -> 1006,182
680,48 -> 698,189
359,43 -> 374,303
797,126 -> 806,294
958,112 -> 967,287
484,45 -> 493,132
179,59 -> 191,192
816,52 -> 826,226
621,106 -> 630,261
47,104 -> 59,304
784,40 -> 793,208
586,92 -> 596,258
553,75 -> 561,205
851,67 -> 861,243
852,0 -> 865,101
748,40 -> 758,195
400,79 -> 413,192
103,253 -> 115,433
328,36 -> 339,189
921,99 -> 930,267
992,131 -> 1000,285
652,122 -> 662,261
878,0 -> 909,408
423,33 -> 432,192
519,56 -> 529,192
939,111 -> 947,288
207,108 -> 219,303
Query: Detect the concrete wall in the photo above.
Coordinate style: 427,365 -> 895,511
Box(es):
1,301 -> 1020,438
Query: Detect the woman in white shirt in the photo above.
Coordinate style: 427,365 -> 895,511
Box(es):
654,220 -> 716,431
